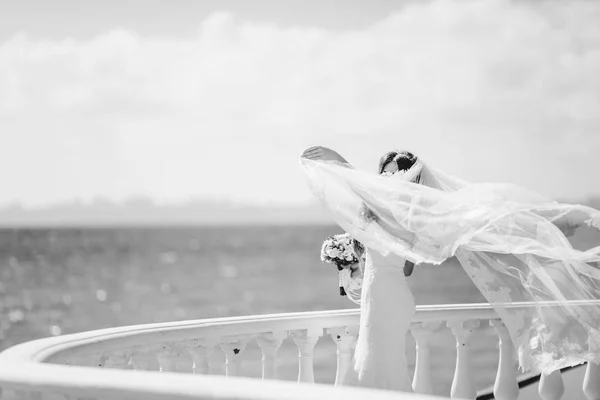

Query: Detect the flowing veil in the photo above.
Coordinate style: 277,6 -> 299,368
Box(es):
301,157 -> 600,374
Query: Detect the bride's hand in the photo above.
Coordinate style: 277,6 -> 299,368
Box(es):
301,146 -> 347,163
348,262 -> 362,278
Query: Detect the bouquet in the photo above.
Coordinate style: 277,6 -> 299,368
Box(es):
321,233 -> 364,301
320,233 -> 358,270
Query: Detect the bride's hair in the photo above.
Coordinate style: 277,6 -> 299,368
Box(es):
359,150 -> 421,224
378,150 -> 421,183
378,150 -> 418,173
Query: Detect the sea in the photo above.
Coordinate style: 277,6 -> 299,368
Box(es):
0,226 -> 504,396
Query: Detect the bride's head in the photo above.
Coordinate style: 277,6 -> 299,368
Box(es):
378,150 -> 421,183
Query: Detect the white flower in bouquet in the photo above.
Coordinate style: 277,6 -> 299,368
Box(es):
320,233 -> 358,268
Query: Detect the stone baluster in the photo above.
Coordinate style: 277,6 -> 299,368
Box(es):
583,332 -> 600,400
156,343 -> 180,372
291,328 -> 322,383
448,320 -> 480,399
255,331 -> 287,380
220,336 -> 250,377
490,319 -> 519,400
97,354 -> 107,368
104,350 -> 132,370
539,370 -> 564,400
328,326 -> 358,387
130,345 -> 154,371
63,355 -> 94,368
411,321 -> 442,395
68,354 -> 105,369
62,355 -> 104,399
584,362 -> 600,400
185,338 -> 218,375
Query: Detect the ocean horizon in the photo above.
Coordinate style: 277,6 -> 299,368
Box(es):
1,195 -> 599,227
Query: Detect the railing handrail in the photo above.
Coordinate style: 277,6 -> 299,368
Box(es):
0,303 -> 496,365
4,301 -> 600,365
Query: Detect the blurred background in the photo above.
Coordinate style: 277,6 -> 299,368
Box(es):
1,0 -> 599,395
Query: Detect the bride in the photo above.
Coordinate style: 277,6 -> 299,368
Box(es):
300,145 -> 600,391
340,150 -> 419,391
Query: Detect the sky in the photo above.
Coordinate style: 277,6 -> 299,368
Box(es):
0,0 -> 599,208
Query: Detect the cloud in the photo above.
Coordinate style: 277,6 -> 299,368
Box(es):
0,0 -> 599,206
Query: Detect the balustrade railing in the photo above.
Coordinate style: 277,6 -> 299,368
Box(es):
0,302 -> 599,400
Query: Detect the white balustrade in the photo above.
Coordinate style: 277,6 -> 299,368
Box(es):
328,326 -> 358,386
67,354 -> 104,369
66,353 -> 104,369
255,331 -> 286,380
129,345 -> 154,371
584,362 -> 600,400
411,321 -> 441,395
1,301 -> 600,400
291,328 -> 323,383
220,335 -> 250,377
104,350 -> 131,370
157,343 -> 180,372
448,319 -> 480,399
185,338 -> 218,375
539,370 -> 564,400
490,319 -> 519,400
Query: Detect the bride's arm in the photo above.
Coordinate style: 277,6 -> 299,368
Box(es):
301,146 -> 352,167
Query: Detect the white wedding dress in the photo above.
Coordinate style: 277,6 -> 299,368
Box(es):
302,156 -> 600,375
341,248 -> 415,392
